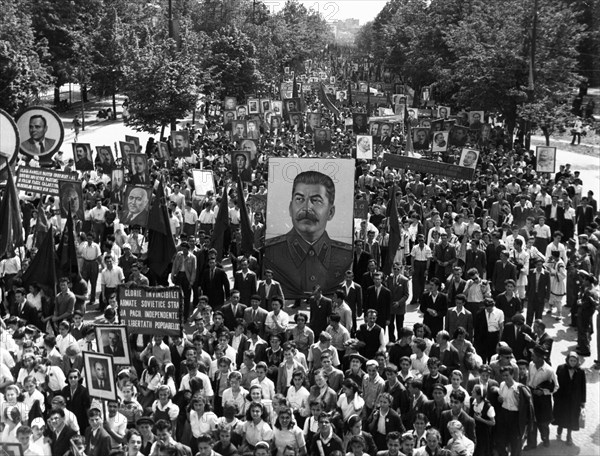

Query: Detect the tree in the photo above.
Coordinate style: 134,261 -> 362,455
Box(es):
0,0 -> 52,115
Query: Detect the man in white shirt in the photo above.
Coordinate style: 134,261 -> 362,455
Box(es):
99,255 -> 124,310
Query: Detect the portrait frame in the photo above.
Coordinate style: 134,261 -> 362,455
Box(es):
128,153 -> 150,186
412,127 -> 430,151
239,139 -> 258,162
329,76 -> 336,85
468,111 -> 484,127
260,99 -> 271,113
306,113 -> 322,133
110,168 -> 125,205
224,97 -> 237,110
95,146 -> 114,174
270,116 -> 282,131
356,135 -> 374,160
72,143 -> 94,171
125,135 -> 140,150
448,125 -> 468,147
247,98 -> 260,114
158,141 -> 170,159
95,325 -> 130,366
352,113 -> 369,134
0,108 -> 20,177
264,158 -> 356,299
59,180 -> 84,220
271,101 -> 283,116
459,148 -> 480,169
379,123 -> 393,145
231,151 -> 252,182
0,443 -> 23,456
535,146 -> 557,173
192,169 -> 216,197
223,110 -> 237,126
83,352 -> 117,401
437,106 -> 451,119
171,130 -> 191,158
431,131 -> 449,152
236,105 -> 248,120
16,106 -> 64,160
313,128 -> 332,153
118,141 -> 136,161
288,112 -> 304,131
245,119 -> 260,139
231,120 -> 247,140
284,98 -> 301,115
120,186 -> 152,227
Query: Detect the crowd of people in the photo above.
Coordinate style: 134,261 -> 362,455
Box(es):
0,80 -> 599,456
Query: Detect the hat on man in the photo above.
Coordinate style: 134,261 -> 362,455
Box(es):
432,384 -> 446,394
346,353 -> 367,365
136,416 -> 155,427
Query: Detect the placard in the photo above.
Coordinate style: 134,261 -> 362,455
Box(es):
118,285 -> 182,336
16,167 -> 77,195
381,154 -> 476,181
354,199 -> 369,219
535,146 -> 557,173
192,169 -> 215,196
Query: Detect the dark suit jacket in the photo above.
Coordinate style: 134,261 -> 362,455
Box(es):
50,424 -> 77,456
364,285 -> 392,326
445,278 -> 467,307
169,340 -> 194,378
465,249 -> 487,278
200,267 -> 230,309
445,307 -> 474,339
222,302 -> 247,331
491,260 -> 517,294
243,306 -> 269,338
527,331 -> 553,363
84,426 -> 112,456
241,339 -> 267,363
421,399 -> 450,430
121,209 -> 149,226
576,205 -> 594,232
61,384 -> 91,433
440,409 -> 477,445
341,281 -> 363,320
233,270 -> 257,306
545,204 -> 565,222
21,137 -> 56,155
361,271 -> 376,297
386,274 -> 409,315
367,407 -> 405,436
466,378 -> 499,403
501,322 -> 533,360
525,269 -> 551,303
103,344 -> 125,357
308,296 -> 333,338
16,300 -> 40,329
419,292 -> 448,334
353,251 -> 372,281
257,280 -> 284,311
429,343 -> 460,377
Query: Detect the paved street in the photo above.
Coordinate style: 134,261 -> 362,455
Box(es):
69,99 -> 600,456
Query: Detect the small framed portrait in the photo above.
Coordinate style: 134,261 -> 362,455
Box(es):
352,114 -> 368,134
95,146 -> 114,173
120,186 -> 152,227
356,135 -> 373,159
59,180 -> 84,220
394,83 -> 405,94
246,120 -> 260,139
284,66 -> 290,74
288,112 -> 304,131
459,148 -> 480,169
306,113 -> 322,132
260,99 -> 271,113
284,98 -> 301,114
239,139 -> 258,162
431,131 -> 449,152
313,128 -> 332,153
369,122 -> 381,136
379,123 -> 393,145
125,135 -> 141,151
192,169 -> 216,196
430,119 -> 445,132
407,108 -> 418,122
264,111 -> 274,128
72,143 -> 94,171
448,125 -> 468,147
413,128 -> 430,150
83,352 -> 117,401
536,146 -> 556,173
271,101 -> 283,115
224,97 -> 237,110
437,106 -> 451,119
223,110 -> 237,125
158,141 -> 170,159
231,120 -> 247,141
359,82 -> 368,92
231,151 -> 252,182
236,105 -> 248,119
336,90 -> 347,102
171,130 -> 191,157
96,325 -> 130,366
118,141 -> 136,161
329,76 -> 336,84
0,443 -> 24,456
419,119 -> 432,130
129,154 -> 150,186
247,98 -> 259,114
16,106 -> 64,160
110,168 -> 125,204
270,116 -> 282,130
468,111 -> 484,127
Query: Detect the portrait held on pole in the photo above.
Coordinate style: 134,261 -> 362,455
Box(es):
110,168 -> 126,205
459,148 -> 480,169
58,180 -> 84,220
72,143 -> 94,171
118,141 -> 136,161
413,127 -> 430,151
96,325 -> 130,366
536,146 -> 557,173
171,130 -> 191,157
231,151 -> 253,182
356,135 -> 373,160
224,96 -> 237,110
431,131 -> 449,152
352,113 -> 369,134
83,352 -> 117,401
128,154 -> 150,185
264,158 -> 355,298
95,146 -> 114,174
313,128 -> 332,153
17,106 -> 64,162
449,125 -> 468,147
120,186 -> 152,227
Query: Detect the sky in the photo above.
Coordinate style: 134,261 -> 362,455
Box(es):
268,0 -> 388,25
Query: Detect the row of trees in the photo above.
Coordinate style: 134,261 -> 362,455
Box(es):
1,0 -> 333,132
355,0 -> 596,142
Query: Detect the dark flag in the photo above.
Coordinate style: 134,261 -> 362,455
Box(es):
147,179 -> 176,279
0,164 -> 24,257
211,184 -> 229,261
404,100 -> 413,155
292,73 -> 298,98
318,83 -> 341,119
57,209 -> 79,277
236,177 -> 254,256
22,226 -> 56,292
348,81 -> 353,105
383,185 -> 401,276
33,200 -> 49,249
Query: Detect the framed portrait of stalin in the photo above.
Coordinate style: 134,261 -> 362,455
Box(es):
264,158 -> 355,298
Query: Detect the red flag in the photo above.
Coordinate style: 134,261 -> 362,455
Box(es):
347,81 -> 353,105
147,179 -> 176,278
22,226 -> 56,293
319,83 -> 341,118
33,200 -> 49,249
57,209 -> 79,277
0,164 -> 24,257
404,100 -> 413,155
292,73 -> 298,98
384,185 -> 401,275
237,177 -> 254,256
211,184 -> 229,261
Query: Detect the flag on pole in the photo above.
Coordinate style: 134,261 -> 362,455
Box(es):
57,209 -> 79,278
33,200 -> 49,249
211,184 -> 229,261
292,73 -> 298,98
318,83 -> 341,119
0,163 -> 24,257
404,100 -> 414,155
236,177 -> 254,256
147,179 -> 177,279
22,226 -> 56,293
347,81 -> 353,105
383,185 -> 401,275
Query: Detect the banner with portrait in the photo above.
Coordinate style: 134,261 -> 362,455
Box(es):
260,99 -> 271,113
120,186 -> 152,227
247,98 -> 260,114
535,146 -> 557,173
16,106 -> 64,166
223,110 -> 237,126
448,126 -> 468,147
231,151 -> 253,182
264,158 -> 355,298
0,108 -> 20,177
83,352 -> 117,401
271,101 -> 283,117
413,127 -> 430,151
288,112 -> 304,131
59,180 -> 84,220
236,105 -> 248,119
431,131 -> 449,152
192,170 -> 216,196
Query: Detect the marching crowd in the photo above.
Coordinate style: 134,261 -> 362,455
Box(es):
0,87 -> 599,456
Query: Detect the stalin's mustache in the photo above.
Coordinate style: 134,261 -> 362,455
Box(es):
296,210 -> 319,222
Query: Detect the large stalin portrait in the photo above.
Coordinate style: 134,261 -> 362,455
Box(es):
264,169 -> 353,298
